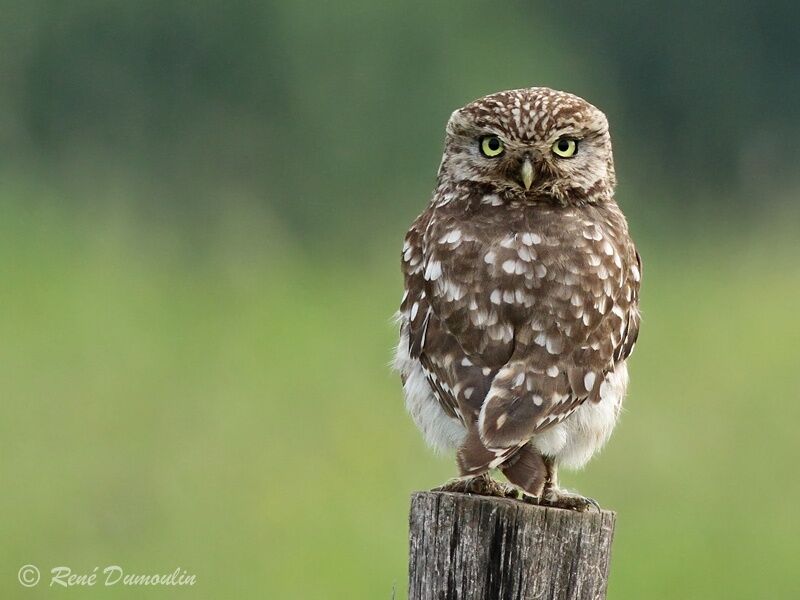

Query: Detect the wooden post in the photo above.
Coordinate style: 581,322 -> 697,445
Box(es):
408,491 -> 616,600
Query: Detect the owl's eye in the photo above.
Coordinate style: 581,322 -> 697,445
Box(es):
552,138 -> 578,158
479,136 -> 505,158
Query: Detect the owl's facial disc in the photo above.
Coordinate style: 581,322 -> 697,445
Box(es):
441,87 -> 615,204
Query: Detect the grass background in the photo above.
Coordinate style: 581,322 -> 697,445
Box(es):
1,190 -> 798,598
2,1 -> 800,596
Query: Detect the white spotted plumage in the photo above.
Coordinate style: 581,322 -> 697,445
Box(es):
394,87 -> 641,503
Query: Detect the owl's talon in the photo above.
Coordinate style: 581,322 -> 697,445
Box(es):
520,493 -> 542,505
433,474 -> 518,499
541,488 -> 601,512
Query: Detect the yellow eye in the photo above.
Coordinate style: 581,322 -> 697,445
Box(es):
552,138 -> 578,158
479,136 -> 504,158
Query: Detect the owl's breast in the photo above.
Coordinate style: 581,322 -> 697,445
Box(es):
423,202 -> 631,369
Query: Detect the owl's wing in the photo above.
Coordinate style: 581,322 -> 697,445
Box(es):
613,250 -> 642,364
400,208 -> 502,425
479,251 -> 642,449
399,210 -> 465,423
399,212 -> 432,361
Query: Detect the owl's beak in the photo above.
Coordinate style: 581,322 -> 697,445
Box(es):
521,158 -> 534,190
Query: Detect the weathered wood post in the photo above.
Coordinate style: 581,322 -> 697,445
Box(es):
408,491 -> 616,600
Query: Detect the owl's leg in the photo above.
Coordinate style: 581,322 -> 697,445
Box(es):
540,457 -> 600,512
499,442 -> 548,499
433,426 -> 518,499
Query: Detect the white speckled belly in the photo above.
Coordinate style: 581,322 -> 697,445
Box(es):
393,327 -> 467,453
532,363 -> 628,470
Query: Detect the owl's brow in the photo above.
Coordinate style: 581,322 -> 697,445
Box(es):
469,119 -> 508,133
550,125 -> 607,140
538,128 -> 580,142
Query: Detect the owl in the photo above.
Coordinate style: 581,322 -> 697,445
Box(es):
393,87 -> 641,511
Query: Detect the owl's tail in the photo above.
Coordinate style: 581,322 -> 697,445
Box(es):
455,425 -> 548,497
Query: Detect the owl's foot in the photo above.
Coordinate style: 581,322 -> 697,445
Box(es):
540,487 -> 600,512
433,473 -> 519,499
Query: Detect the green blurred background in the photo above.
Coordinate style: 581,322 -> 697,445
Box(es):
1,2 -> 799,598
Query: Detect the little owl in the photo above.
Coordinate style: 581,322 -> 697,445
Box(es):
394,87 -> 641,511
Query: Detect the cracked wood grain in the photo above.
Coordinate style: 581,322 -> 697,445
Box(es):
408,492 -> 616,600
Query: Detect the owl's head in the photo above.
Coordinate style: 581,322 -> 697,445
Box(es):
439,88 -> 615,205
